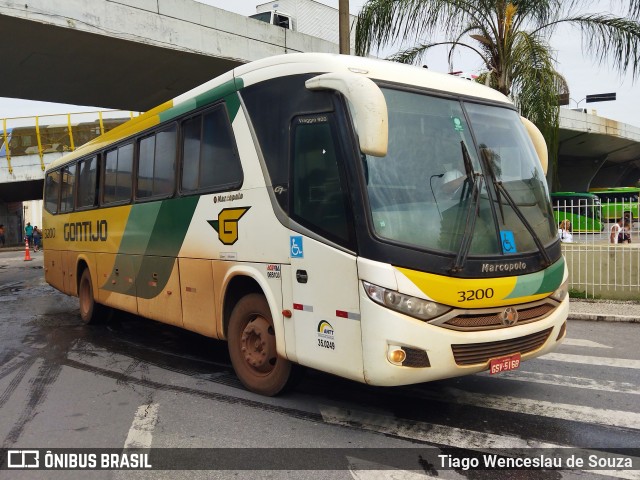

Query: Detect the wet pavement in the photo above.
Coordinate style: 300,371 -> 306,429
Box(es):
0,249 -> 638,479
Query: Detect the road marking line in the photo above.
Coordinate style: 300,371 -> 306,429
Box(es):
123,403 -> 159,449
321,406 -> 639,480
347,457 -> 436,480
563,338 -> 612,349
320,404 -> 559,449
431,387 -> 640,430
540,353 -> 640,369
482,370 -> 639,394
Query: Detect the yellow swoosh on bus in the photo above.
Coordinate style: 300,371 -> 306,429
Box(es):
396,258 -> 564,308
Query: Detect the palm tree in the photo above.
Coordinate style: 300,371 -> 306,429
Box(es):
355,0 -> 640,189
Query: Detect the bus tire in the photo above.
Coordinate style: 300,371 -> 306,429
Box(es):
227,293 -> 293,396
78,268 -> 105,324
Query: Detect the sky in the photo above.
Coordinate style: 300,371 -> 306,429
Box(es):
0,0 -> 638,127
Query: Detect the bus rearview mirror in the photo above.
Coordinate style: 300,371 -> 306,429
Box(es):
306,72 -> 388,157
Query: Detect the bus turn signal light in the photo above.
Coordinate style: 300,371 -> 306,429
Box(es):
388,347 -> 406,365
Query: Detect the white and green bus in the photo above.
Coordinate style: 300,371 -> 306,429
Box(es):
43,53 -> 568,396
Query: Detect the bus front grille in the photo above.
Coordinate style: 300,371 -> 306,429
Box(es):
451,328 -> 552,366
401,347 -> 431,368
442,303 -> 555,331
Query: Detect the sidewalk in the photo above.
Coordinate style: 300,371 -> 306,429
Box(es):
568,299 -> 640,322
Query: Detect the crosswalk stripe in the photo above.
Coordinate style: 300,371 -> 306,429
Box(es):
563,338 -> 612,349
411,387 -> 640,430
540,353 -> 640,369
321,406 -> 640,480
123,403 -> 159,449
347,457 -> 435,480
320,404 -> 560,449
482,370 -> 640,394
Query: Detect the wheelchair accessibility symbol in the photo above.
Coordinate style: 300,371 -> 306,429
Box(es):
290,236 -> 304,258
500,230 -> 517,254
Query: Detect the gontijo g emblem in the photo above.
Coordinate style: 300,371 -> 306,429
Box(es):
208,207 -> 250,245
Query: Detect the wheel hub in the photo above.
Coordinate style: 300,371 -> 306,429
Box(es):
240,316 -> 275,373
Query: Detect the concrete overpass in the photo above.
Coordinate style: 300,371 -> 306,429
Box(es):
0,0 -> 639,202
0,0 -> 341,111
558,109 -> 640,191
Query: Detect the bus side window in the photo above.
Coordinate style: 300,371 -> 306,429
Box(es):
45,170 -> 61,214
180,105 -> 242,194
291,115 -> 352,244
137,125 -> 177,199
59,163 -> 77,213
76,156 -> 98,209
103,143 -> 133,204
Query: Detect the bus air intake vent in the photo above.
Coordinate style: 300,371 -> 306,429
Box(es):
443,303 -> 555,331
402,347 -> 431,368
451,328 -> 552,366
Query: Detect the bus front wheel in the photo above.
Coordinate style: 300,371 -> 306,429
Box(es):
78,268 -> 105,324
227,293 -> 292,396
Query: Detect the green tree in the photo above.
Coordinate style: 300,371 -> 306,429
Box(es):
355,0 -> 640,189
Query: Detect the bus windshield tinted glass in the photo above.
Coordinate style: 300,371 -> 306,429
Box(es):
363,88 -> 556,256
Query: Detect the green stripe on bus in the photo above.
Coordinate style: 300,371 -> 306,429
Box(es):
505,258 -> 564,299
143,196 -> 199,257
535,257 -> 565,295
158,78 -> 243,124
103,196 -> 200,298
135,196 -> 199,298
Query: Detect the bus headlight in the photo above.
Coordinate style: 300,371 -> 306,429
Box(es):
362,281 -> 451,321
550,279 -> 568,302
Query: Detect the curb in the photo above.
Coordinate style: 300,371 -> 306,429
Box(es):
568,313 -> 640,323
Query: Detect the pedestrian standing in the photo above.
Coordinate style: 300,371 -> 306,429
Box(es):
620,220 -> 632,244
610,218 -> 624,244
25,222 -> 33,248
0,224 -> 5,247
33,226 -> 41,251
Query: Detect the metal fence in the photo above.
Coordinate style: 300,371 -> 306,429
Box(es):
553,198 -> 640,299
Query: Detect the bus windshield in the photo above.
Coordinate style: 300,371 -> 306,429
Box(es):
363,87 -> 556,256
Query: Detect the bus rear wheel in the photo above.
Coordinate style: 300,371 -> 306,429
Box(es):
78,268 -> 105,324
227,293 -> 292,396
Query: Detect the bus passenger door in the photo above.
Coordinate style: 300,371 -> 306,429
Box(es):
286,113 -> 364,383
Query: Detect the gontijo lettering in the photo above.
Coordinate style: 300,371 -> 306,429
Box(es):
63,220 -> 108,242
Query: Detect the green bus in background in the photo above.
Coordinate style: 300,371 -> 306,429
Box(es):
551,192 -> 604,233
589,187 -> 640,223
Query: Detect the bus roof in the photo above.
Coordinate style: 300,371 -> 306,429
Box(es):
232,53 -> 511,104
47,53 -> 512,171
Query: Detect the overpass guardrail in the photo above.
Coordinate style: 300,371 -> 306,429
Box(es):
1,110 -> 139,174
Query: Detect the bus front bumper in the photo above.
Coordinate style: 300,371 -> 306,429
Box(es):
359,292 -> 569,386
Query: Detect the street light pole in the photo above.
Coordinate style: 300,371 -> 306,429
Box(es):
570,92 -> 617,110
339,0 -> 349,54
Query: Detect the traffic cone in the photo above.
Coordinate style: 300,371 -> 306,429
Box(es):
24,238 -> 32,261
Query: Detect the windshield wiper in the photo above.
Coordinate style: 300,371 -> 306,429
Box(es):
480,149 -> 552,267
451,141 -> 483,273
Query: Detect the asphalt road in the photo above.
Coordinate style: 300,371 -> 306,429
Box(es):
0,250 -> 638,479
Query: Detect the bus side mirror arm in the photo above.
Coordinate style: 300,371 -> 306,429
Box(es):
306,73 -> 388,157
520,116 -> 548,175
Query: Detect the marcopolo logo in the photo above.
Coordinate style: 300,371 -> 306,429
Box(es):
208,207 -> 250,245
481,261 -> 527,273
